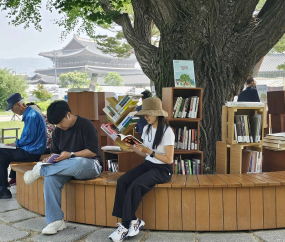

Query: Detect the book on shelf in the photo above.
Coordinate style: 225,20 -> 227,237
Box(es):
106,159 -> 119,172
117,134 -> 147,147
225,102 -> 264,107
117,111 -> 139,132
245,151 -> 262,173
115,95 -> 141,114
101,123 -> 119,141
173,96 -> 199,118
103,105 -> 120,122
173,127 -> 198,150
234,114 -> 262,143
173,156 -> 200,175
265,132 -> 285,140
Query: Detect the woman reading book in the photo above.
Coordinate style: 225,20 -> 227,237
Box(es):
109,97 -> 175,242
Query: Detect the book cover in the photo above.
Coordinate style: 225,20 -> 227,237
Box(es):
173,60 -> 196,87
225,102 -> 264,107
42,154 -> 60,165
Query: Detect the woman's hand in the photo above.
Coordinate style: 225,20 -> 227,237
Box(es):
54,151 -> 71,162
134,144 -> 151,155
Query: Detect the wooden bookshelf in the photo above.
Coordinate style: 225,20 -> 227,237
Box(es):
162,87 -> 203,174
217,105 -> 265,174
102,150 -> 144,172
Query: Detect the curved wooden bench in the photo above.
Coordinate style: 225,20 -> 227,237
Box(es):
11,162 -> 285,231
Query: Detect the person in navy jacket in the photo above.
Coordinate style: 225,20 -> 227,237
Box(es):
0,93 -> 47,199
238,77 -> 260,102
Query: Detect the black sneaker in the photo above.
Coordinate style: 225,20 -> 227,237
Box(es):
0,188 -> 12,199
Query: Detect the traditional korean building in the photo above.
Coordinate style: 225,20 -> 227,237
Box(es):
35,35 -> 149,87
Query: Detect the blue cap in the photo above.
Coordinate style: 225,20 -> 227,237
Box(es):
6,93 -> 23,111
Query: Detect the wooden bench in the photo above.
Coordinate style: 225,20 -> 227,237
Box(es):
11,162 -> 285,231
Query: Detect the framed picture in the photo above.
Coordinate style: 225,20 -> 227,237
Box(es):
173,60 -> 196,87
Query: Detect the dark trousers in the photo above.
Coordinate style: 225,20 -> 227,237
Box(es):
9,148 -> 49,179
112,160 -> 172,222
0,148 -> 41,187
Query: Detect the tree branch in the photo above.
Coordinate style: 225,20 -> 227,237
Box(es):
233,0 -> 259,31
241,0 -> 285,65
258,0 -> 277,18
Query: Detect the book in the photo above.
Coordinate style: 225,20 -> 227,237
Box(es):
101,146 -> 122,151
225,102 -> 264,107
0,144 -> 16,149
42,154 -> 60,165
266,133 -> 285,140
173,60 -> 196,87
117,134 -> 147,147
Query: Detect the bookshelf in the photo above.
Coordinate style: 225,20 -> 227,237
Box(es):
68,91 -> 114,148
101,94 -> 145,172
162,87 -> 203,174
216,105 -> 265,174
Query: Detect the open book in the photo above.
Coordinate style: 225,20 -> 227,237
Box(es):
117,134 -> 147,147
0,144 -> 16,149
42,154 -> 60,165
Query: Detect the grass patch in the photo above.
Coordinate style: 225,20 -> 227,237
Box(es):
0,110 -> 13,116
0,121 -> 24,144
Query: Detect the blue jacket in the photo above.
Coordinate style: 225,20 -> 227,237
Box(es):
15,107 -> 47,155
238,87 -> 260,102
135,105 -> 148,134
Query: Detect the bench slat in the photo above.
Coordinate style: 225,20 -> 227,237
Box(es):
185,175 -> 199,188
246,173 -> 281,186
233,174 -> 268,186
197,175 -> 213,187
216,174 -> 242,187
206,174 -> 227,187
172,175 -> 187,188
224,174 -> 254,187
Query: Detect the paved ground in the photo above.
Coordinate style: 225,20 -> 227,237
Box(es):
0,186 -> 284,242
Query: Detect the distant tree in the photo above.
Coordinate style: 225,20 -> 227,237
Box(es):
0,68 -> 28,110
32,83 -> 53,101
59,71 -> 90,88
103,72 -> 124,86
96,82 -> 103,92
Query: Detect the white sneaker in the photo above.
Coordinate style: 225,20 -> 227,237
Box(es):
109,223 -> 128,242
24,162 -> 42,185
127,218 -> 145,237
42,219 -> 67,234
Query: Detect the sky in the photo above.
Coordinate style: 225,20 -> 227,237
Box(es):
0,1 -> 109,59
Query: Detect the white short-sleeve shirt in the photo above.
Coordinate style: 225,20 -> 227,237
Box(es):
141,125 -> 175,164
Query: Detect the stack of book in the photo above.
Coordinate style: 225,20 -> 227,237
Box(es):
173,155 -> 201,175
101,123 -> 119,141
234,114 -> 263,143
115,95 -> 141,115
117,111 -> 139,132
263,133 -> 285,150
173,96 -> 199,118
173,127 -> 198,150
106,159 -> 119,172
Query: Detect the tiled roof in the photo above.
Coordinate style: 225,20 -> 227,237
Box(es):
259,54 -> 285,72
28,73 -> 59,84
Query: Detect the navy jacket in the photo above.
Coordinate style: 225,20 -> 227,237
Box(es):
135,105 -> 148,134
237,87 -> 260,102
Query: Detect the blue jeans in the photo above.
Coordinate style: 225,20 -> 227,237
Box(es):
40,157 -> 102,224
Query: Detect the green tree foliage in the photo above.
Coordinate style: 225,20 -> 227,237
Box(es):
32,83 -> 53,101
0,68 -> 28,110
96,82 -> 103,91
103,72 -> 124,86
59,71 -> 90,88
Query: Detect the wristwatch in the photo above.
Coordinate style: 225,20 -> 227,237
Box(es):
70,152 -> 75,158
150,151 -> 155,158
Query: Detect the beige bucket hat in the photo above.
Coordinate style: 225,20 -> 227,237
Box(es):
135,97 -> 168,117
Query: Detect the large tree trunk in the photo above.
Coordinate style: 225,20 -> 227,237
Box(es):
101,0 -> 285,172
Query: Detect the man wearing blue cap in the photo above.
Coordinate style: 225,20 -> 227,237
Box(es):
0,93 -> 47,199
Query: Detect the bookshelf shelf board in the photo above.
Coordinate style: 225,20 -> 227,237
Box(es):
174,149 -> 202,154
228,143 -> 263,147
114,105 -> 137,126
167,118 -> 201,122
